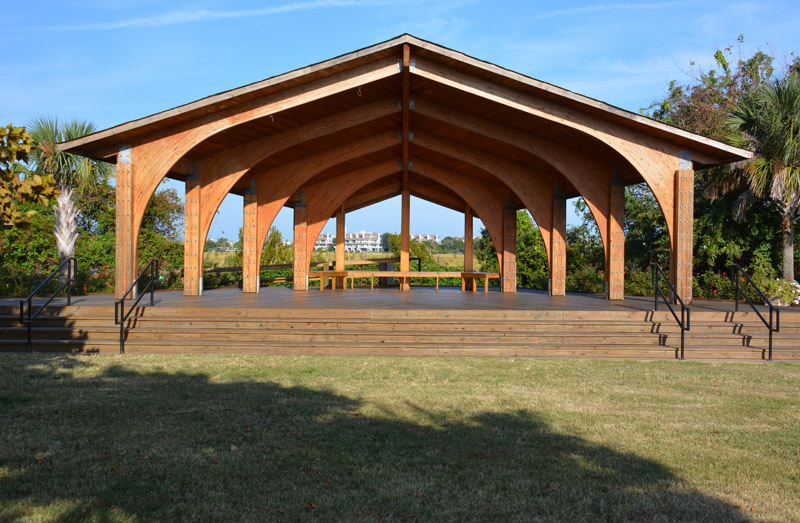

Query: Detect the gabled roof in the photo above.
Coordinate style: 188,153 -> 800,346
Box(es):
60,33 -> 751,169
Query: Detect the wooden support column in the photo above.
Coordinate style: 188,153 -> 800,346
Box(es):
335,204 -> 345,289
115,145 -> 136,299
671,165 -> 694,303
550,191 -> 566,296
293,204 -> 308,291
400,43 -> 411,290
400,188 -> 410,290
464,205 -> 473,291
183,162 -> 203,296
606,176 -> 625,300
502,207 -> 517,293
242,185 -> 259,293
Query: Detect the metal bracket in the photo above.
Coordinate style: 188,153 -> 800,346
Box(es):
398,160 -> 404,170
398,59 -> 403,71
398,131 -> 403,142
408,131 -> 414,142
118,145 -> 131,165
612,167 -> 624,185
679,151 -> 692,171
409,98 -> 415,110
409,59 -> 416,72
186,162 -> 199,181
408,160 -> 414,170
244,178 -> 256,195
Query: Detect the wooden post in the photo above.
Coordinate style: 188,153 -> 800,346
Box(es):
242,187 -> 259,293
671,168 -> 694,303
606,177 -> 625,300
464,205 -> 473,291
400,44 -> 411,291
115,145 -> 136,299
183,162 -> 203,296
400,189 -> 410,288
335,204 -> 345,290
502,207 -> 517,293
293,205 -> 308,291
550,192 -> 566,296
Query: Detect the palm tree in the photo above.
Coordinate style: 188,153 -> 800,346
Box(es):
26,116 -> 111,280
719,76 -> 800,280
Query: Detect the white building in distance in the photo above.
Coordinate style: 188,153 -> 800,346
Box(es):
345,231 -> 381,252
314,233 -> 334,251
411,233 -> 440,243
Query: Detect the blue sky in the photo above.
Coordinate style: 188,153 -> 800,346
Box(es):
4,1 -> 800,242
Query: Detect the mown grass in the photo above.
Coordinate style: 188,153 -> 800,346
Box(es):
1,355 -> 798,522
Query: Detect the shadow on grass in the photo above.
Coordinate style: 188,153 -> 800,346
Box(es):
1,356 -> 744,521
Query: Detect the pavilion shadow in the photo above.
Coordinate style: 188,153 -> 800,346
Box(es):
0,357 -> 744,521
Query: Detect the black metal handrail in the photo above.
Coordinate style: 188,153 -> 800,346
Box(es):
115,259 -> 159,354
731,264 -> 779,361
19,257 -> 77,352
652,263 -> 690,360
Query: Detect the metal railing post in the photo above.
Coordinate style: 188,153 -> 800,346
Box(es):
115,258 -> 159,356
652,263 -> 689,360
653,266 -> 658,311
730,263 -> 779,361
19,256 -> 77,354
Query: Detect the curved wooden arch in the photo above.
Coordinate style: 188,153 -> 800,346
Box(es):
410,160 -> 507,268
412,58 -> 682,244
194,100 -> 399,259
413,133 -> 561,261
415,99 -> 616,249
302,167 -> 507,278
127,60 -> 400,257
251,132 -> 400,261
302,162 -> 402,262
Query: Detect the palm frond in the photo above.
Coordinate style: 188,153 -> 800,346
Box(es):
26,115 -> 111,192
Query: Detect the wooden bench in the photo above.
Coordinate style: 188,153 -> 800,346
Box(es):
309,270 -> 501,292
355,271 -> 458,291
460,272 -> 501,293
308,271 -> 349,291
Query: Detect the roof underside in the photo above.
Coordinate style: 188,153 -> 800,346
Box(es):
59,34 -> 753,216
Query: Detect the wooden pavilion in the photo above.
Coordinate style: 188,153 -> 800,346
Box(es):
59,34 -> 751,303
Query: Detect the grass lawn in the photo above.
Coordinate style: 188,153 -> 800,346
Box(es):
1,355 -> 798,522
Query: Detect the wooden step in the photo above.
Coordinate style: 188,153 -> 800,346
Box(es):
2,302 -> 798,361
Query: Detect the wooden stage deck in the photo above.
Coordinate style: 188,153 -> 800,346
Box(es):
2,287 -> 798,360
2,285 -> 790,314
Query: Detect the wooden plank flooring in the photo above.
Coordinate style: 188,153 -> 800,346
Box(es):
2,286 -> 792,314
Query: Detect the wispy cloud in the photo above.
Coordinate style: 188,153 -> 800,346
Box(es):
52,0 -> 415,31
530,1 -> 685,21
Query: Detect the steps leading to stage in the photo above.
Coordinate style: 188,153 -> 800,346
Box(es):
1,305 -> 798,361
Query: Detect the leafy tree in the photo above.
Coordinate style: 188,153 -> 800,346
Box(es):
643,36 -> 774,141
476,211 -> 548,289
141,187 -> 183,239
380,232 -> 392,252
0,125 -> 57,229
233,226 -> 292,266
438,236 -> 465,254
723,76 -> 800,279
645,40 -> 799,295
386,233 -> 432,263
25,117 -> 112,279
